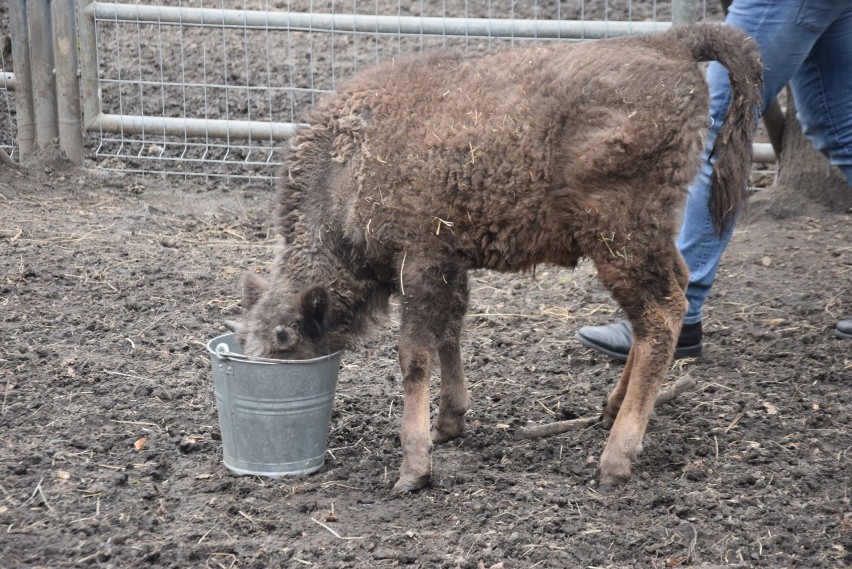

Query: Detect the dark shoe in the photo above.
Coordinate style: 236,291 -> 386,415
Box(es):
575,320 -> 703,362
837,319 -> 852,340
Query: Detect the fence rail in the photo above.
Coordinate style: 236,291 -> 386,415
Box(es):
87,2 -> 671,38
3,0 -> 776,179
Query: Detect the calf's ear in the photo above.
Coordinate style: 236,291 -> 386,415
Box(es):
242,272 -> 270,310
298,286 -> 329,338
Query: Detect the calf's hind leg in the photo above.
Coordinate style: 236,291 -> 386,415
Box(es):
591,241 -> 689,489
601,248 -> 689,426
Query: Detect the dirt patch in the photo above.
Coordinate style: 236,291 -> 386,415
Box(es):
1,1 -> 850,566
1,161 -> 849,568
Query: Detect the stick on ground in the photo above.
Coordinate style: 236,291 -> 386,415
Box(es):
515,375 -> 697,440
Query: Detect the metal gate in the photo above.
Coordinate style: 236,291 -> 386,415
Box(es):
3,1 -> 773,179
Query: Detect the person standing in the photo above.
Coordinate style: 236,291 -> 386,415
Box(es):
576,0 -> 852,360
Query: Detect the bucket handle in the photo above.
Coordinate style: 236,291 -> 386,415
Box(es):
215,342 -> 232,361
215,343 -> 289,364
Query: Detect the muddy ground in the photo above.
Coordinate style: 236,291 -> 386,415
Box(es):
1,154 -> 850,569
2,1 -> 852,567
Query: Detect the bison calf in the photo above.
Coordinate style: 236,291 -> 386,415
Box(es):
234,23 -> 762,492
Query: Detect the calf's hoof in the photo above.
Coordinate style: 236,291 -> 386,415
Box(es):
431,418 -> 465,445
597,470 -> 631,493
597,452 -> 633,492
392,452 -> 432,494
596,475 -> 629,494
392,472 -> 431,493
430,429 -> 457,446
600,398 -> 618,429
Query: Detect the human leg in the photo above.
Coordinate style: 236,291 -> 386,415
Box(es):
577,1 -> 849,359
789,5 -> 852,184
680,0 -> 844,323
782,6 -> 852,346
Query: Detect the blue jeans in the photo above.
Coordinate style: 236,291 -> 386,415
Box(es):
678,0 -> 852,324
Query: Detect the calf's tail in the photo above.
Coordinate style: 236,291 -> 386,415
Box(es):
675,22 -> 763,234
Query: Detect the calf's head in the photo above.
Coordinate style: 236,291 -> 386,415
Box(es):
235,272 -> 331,360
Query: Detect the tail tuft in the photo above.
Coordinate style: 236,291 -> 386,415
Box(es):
675,23 -> 764,234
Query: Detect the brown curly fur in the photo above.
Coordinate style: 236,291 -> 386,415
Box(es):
238,23 -> 763,492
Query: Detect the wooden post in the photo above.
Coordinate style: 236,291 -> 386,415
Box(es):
8,0 -> 36,159
26,0 -> 60,149
52,0 -> 84,165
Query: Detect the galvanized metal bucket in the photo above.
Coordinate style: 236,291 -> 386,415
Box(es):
207,333 -> 342,478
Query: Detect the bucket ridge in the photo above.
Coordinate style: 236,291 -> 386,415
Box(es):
217,391 -> 336,416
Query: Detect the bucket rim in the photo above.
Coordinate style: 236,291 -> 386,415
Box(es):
206,332 -> 343,365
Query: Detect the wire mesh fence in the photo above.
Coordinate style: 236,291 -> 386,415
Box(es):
1,79 -> 14,161
84,0 -> 719,180
1,7 -> 16,161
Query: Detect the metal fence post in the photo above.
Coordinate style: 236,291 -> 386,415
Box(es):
52,1 -> 84,165
9,0 -> 36,159
27,0 -> 60,150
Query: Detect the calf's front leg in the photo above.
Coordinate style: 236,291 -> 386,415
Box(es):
601,346 -> 636,429
432,337 -> 470,445
393,341 -> 434,493
391,259 -> 469,492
